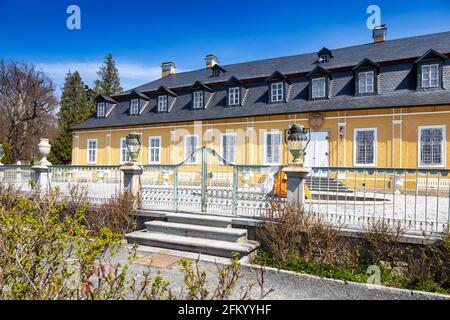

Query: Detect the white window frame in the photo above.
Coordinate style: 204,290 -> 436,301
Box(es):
418,125 -> 446,168
358,71 -> 374,94
228,87 -> 240,106
353,128 -> 377,167
148,136 -> 162,164
158,95 -> 168,112
220,133 -> 237,164
320,55 -> 329,63
120,138 -> 130,164
184,135 -> 199,164
264,131 -> 282,165
421,64 -> 439,89
97,102 -> 106,117
130,99 -> 139,115
270,82 -> 284,103
193,91 -> 204,109
86,139 -> 98,164
312,77 -> 326,99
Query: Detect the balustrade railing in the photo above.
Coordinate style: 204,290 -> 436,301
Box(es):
306,167 -> 450,234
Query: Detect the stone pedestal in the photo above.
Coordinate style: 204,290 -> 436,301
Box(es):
33,165 -> 49,195
121,163 -> 143,208
282,166 -> 311,206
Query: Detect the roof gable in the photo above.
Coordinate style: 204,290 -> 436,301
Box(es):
266,71 -> 291,84
155,86 -> 178,97
318,47 -> 333,58
190,81 -> 214,93
95,94 -> 117,104
129,90 -> 150,100
307,66 -> 332,79
415,49 -> 447,64
352,58 -> 380,73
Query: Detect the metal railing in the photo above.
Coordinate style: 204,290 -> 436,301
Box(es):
306,167 -> 450,234
48,165 -> 123,204
0,165 -> 35,193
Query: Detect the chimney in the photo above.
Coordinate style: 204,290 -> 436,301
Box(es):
161,62 -> 176,77
372,24 -> 387,43
205,54 -> 219,68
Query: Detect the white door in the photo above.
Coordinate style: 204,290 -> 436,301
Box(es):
304,131 -> 329,168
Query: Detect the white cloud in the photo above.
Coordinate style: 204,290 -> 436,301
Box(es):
35,61 -> 163,96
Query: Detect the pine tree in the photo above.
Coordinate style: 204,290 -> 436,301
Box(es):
49,71 -> 95,164
94,53 -> 123,96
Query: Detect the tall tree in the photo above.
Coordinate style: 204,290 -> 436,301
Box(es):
0,60 -> 57,163
49,71 -> 95,164
94,53 -> 123,96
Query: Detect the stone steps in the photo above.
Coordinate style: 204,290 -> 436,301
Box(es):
126,231 -> 259,259
126,212 -> 260,259
166,212 -> 233,228
145,220 -> 247,242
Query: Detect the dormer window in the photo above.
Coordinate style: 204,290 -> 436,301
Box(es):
358,71 -> 374,94
213,69 -> 221,77
193,91 -> 204,109
307,66 -> 331,100
228,87 -> 240,106
97,102 -> 106,117
130,99 -> 139,115
311,78 -> 326,99
158,95 -> 168,112
319,55 -> 329,63
317,47 -> 333,64
415,49 -> 446,91
271,82 -> 284,103
421,64 -> 439,88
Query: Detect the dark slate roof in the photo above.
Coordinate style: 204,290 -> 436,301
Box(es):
123,31 -> 450,94
73,31 -> 450,130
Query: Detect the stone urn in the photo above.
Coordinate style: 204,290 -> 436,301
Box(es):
37,138 -> 51,166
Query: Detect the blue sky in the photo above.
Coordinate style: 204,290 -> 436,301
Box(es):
1,0 -> 449,96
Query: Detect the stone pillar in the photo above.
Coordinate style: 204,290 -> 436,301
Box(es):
121,163 -> 143,209
282,167 -> 311,207
33,164 -> 49,195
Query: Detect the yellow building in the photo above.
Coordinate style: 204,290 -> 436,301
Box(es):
72,29 -> 450,178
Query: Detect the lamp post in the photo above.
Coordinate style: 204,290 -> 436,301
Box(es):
121,132 -> 143,209
285,124 -> 310,166
282,124 -> 311,206
126,132 -> 142,163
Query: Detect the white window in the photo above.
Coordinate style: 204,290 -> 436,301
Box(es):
421,64 -> 439,88
419,126 -> 445,167
320,55 -> 329,63
270,82 -> 284,103
312,77 -> 326,98
130,99 -> 139,115
185,135 -> 199,163
264,132 -> 282,165
148,136 -> 161,164
87,139 -> 98,164
158,95 -> 168,112
193,91 -> 204,109
358,71 -> 374,94
228,87 -> 240,106
97,103 -> 106,117
221,133 -> 237,164
120,138 -> 130,164
354,129 -> 377,166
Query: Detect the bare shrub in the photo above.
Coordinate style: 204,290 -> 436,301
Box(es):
363,220 -> 406,271
84,192 -> 137,236
257,200 -> 360,267
0,182 -> 23,210
404,229 -> 450,286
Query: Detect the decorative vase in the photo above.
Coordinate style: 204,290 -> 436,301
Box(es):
37,138 -> 51,166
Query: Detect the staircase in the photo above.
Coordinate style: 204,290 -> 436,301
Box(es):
125,212 -> 260,259
305,176 -> 352,193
